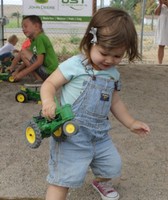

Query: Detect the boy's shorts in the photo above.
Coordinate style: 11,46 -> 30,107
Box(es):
30,54 -> 49,80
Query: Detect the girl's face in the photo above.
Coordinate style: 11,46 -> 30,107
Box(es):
90,44 -> 126,70
22,19 -> 37,39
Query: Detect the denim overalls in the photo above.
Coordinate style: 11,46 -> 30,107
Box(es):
47,68 -> 122,188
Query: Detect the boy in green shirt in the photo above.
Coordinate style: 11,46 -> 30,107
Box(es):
10,15 -> 58,82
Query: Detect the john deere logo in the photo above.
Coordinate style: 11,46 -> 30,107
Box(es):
61,0 -> 86,11
35,0 -> 48,3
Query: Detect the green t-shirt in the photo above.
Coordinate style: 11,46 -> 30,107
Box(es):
30,32 -> 58,74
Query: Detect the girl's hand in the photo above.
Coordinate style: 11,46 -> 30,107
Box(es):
130,120 -> 150,136
42,100 -> 56,120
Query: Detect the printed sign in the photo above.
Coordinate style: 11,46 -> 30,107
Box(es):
23,0 -> 94,22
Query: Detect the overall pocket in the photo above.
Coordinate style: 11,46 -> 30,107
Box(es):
84,84 -> 114,118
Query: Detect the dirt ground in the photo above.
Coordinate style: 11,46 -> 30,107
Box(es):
0,64 -> 168,200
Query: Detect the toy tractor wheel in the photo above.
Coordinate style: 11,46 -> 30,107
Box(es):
8,75 -> 14,82
52,127 -> 67,142
24,120 -> 42,148
63,121 -> 79,136
15,91 -> 28,103
53,127 -> 62,138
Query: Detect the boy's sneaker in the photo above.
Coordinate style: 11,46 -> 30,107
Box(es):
92,180 -> 119,200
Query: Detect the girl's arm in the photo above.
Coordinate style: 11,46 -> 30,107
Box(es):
110,91 -> 150,136
40,68 -> 68,119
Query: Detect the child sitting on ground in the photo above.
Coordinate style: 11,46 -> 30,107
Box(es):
0,35 -> 19,72
0,34 -> 19,63
8,15 -> 58,83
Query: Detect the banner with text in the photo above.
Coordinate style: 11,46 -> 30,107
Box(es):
23,0 -> 93,22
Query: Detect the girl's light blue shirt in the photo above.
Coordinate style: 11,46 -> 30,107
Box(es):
58,54 -> 120,105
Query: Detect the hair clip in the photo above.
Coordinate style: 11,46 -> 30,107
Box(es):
89,27 -> 97,44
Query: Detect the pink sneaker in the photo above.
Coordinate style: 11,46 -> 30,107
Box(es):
92,180 -> 119,200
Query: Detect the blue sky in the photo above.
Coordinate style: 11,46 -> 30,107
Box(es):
3,0 -> 110,6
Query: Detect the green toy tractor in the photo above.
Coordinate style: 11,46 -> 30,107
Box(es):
24,98 -> 79,148
0,72 -> 14,82
0,60 -> 12,73
15,84 -> 41,103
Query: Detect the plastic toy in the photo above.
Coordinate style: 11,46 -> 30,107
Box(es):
15,84 -> 41,103
0,72 -> 14,82
0,60 -> 12,73
24,98 -> 79,148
